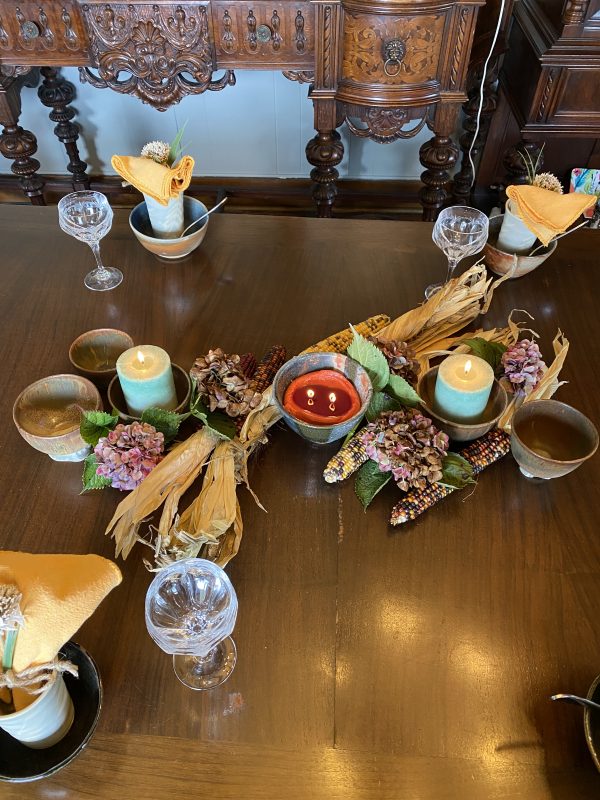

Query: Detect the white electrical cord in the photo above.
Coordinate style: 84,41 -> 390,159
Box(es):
467,0 -> 507,190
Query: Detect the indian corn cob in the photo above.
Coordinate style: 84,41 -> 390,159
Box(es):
323,434 -> 369,483
239,352 -> 258,380
252,345 -> 287,393
302,314 -> 390,354
390,429 -> 510,525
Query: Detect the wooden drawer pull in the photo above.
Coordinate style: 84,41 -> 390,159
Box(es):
383,38 -> 406,77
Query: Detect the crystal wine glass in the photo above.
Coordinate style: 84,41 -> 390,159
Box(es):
425,206 -> 489,299
57,191 -> 123,291
145,558 -> 238,691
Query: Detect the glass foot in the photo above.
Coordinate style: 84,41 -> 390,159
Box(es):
84,267 -> 123,292
424,282 -> 442,300
173,637 -> 237,691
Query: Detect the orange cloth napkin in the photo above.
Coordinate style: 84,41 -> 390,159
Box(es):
111,155 -> 194,206
506,184 -> 596,246
0,552 -> 121,710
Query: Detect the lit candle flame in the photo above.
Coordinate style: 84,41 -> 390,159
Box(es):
464,359 -> 472,376
307,389 -> 315,398
136,350 -> 145,366
329,392 -> 336,412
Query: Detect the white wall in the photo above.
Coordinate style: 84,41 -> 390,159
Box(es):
3,67 -> 430,180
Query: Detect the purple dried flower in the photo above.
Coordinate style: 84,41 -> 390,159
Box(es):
94,422 -> 164,491
501,339 -> 546,396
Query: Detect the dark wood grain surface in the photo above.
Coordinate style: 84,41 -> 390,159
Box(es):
0,206 -> 599,799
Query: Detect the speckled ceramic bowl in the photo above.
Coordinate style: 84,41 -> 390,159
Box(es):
585,673 -> 600,773
272,353 -> 372,445
484,215 -> 557,278
69,328 -> 134,386
129,196 -> 209,260
108,363 -> 192,423
418,366 -> 508,442
13,375 -> 102,461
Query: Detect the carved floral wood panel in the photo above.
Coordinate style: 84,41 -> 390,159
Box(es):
79,2 -> 235,110
0,2 -> 89,64
342,12 -> 443,86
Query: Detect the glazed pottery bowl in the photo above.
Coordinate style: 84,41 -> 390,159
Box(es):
272,352 -> 372,445
108,363 -> 192,423
584,673 -> 600,773
129,196 -> 209,260
69,329 -> 134,386
484,215 -> 557,278
511,399 -> 598,479
13,375 -> 102,461
418,366 -> 508,442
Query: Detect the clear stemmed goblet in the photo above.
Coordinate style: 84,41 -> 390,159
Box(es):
425,206 -> 489,300
145,558 -> 238,691
57,191 -> 123,291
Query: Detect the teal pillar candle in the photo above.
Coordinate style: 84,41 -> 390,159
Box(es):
116,345 -> 177,417
434,354 -> 494,422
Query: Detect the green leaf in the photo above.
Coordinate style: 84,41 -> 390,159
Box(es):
366,391 -> 402,422
206,411 -> 236,440
460,338 -> 508,372
80,410 -> 119,446
347,326 -> 390,391
140,408 -> 183,443
354,460 -> 392,510
385,374 -> 421,407
168,121 -> 188,166
81,455 -> 111,493
438,452 -> 475,490
340,419 -> 363,448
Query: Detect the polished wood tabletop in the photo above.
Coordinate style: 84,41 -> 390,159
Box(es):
0,206 -> 599,799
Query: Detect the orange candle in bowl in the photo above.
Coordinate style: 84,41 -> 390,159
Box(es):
283,369 -> 361,426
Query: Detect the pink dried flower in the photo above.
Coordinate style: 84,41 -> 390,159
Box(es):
94,422 -> 164,491
501,339 -> 546,396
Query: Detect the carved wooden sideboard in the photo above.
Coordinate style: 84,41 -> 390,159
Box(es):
0,0 -> 487,218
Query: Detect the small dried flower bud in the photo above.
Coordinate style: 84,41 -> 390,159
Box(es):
140,141 -> 170,165
501,338 -> 546,396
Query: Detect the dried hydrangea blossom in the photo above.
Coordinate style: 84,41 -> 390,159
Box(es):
95,422 -> 164,491
532,173 -> 563,194
190,349 -> 263,418
501,339 -> 546,396
368,336 -> 420,386
359,408 -> 449,491
140,141 -> 170,165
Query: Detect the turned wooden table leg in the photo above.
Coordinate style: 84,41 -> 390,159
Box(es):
306,129 -> 344,217
38,67 -> 89,191
503,139 -> 543,188
0,71 -> 44,204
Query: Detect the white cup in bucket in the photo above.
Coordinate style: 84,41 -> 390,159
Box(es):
0,675 -> 74,749
496,199 -> 537,254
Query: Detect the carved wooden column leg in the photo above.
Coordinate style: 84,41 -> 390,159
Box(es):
0,70 -> 44,204
503,139 -> 544,187
306,127 -> 344,217
419,107 -> 459,221
38,67 -> 89,191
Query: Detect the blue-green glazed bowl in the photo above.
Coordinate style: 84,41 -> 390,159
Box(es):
273,353 -> 372,445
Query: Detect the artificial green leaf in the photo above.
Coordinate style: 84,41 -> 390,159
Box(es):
347,326 -> 390,391
140,407 -> 183,443
80,410 -> 119,446
460,337 -> 508,372
386,374 -> 421,407
81,454 -> 111,493
366,391 -> 402,422
354,460 -> 392,510
206,412 -> 236,440
168,121 -> 188,166
341,420 -> 363,448
438,452 -> 475,490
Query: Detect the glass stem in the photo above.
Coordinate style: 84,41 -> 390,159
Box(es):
90,243 -> 109,277
445,257 -> 459,284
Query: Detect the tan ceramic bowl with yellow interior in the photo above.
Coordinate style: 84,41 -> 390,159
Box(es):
13,374 -> 102,461
129,196 -> 209,260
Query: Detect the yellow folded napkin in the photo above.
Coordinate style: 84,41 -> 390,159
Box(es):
111,155 -> 195,206
0,552 -> 121,710
506,184 -> 596,246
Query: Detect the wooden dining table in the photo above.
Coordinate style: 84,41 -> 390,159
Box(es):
1,205 -> 599,799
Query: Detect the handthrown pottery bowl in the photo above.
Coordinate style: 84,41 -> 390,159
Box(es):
484,215 -> 557,279
418,366 -> 508,442
69,329 -> 134,387
272,352 -> 372,445
585,673 -> 600,773
13,375 -> 102,461
108,363 -> 192,423
511,399 -> 598,479
129,196 -> 209,260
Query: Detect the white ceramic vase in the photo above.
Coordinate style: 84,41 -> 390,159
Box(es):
496,199 -> 537,255
143,192 -> 184,239
0,675 -> 74,749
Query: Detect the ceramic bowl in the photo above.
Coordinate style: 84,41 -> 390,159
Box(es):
584,673 -> 600,773
272,353 -> 372,445
511,399 -> 598,479
418,366 -> 508,442
129,196 -> 209,260
484,215 -> 557,278
13,375 -> 102,461
108,363 -> 192,423
69,329 -> 134,386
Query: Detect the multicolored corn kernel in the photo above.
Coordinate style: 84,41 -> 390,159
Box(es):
302,314 -> 391,354
323,435 -> 369,483
390,429 -> 510,525
239,352 -> 258,380
252,345 -> 287,394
